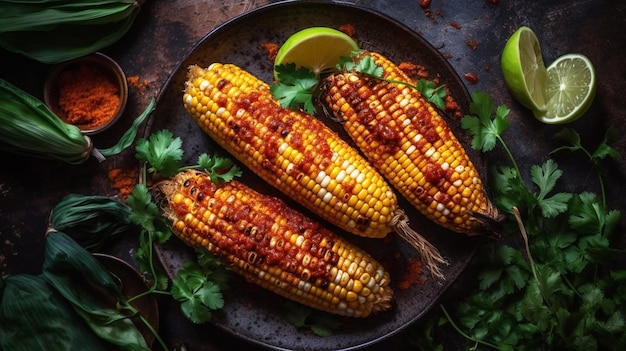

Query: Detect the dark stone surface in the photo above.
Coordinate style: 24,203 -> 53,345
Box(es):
1,0 -> 623,350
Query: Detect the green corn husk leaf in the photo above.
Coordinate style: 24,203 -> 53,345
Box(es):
0,274 -> 112,351
0,78 -> 94,164
42,231 -> 150,351
99,97 -> 156,157
48,194 -> 132,251
0,0 -> 143,64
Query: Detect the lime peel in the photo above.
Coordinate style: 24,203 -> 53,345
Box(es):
273,27 -> 360,79
501,26 -> 548,113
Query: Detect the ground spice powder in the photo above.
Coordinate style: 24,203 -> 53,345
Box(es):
107,167 -> 137,201
57,64 -> 120,129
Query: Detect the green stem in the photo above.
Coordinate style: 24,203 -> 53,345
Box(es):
497,135 -> 521,179
440,305 -> 505,351
138,313 -> 168,351
128,229 -> 160,303
121,303 -> 168,351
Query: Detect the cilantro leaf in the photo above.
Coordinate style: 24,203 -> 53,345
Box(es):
270,63 -> 318,114
417,79 -> 447,110
127,184 -> 161,236
553,127 -> 620,164
171,260 -> 225,324
339,54 -> 383,77
195,153 -> 242,184
135,129 -> 184,178
591,127 -> 620,161
530,160 -> 572,218
127,183 -> 172,290
461,91 -> 509,153
284,301 -> 342,337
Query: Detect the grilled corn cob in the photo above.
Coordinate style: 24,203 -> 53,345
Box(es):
183,63 -> 447,278
320,51 -> 501,237
157,169 -> 393,318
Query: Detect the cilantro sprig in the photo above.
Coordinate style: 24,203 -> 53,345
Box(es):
127,128 -> 241,325
409,91 -> 625,350
270,63 -> 319,114
270,51 -> 449,114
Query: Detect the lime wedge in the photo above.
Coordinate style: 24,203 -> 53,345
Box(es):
501,26 -> 548,113
274,27 -> 359,78
533,53 -> 596,124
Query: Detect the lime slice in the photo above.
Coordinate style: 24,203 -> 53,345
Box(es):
501,26 -> 548,113
274,27 -> 359,78
533,53 -> 596,124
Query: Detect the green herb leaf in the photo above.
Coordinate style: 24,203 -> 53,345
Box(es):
270,63 -> 319,114
284,301 -> 342,337
195,153 -> 242,184
461,91 -> 509,153
135,129 -> 184,178
171,260 -> 225,324
530,160 -> 572,218
127,184 -> 160,235
339,54 -> 383,77
417,79 -> 447,110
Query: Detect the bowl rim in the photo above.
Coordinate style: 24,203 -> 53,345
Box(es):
43,52 -> 128,135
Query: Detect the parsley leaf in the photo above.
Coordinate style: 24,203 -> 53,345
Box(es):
284,301 -> 342,337
530,160 -> 572,218
135,129 -> 184,178
129,130 -> 241,327
196,153 -> 242,184
417,79 -> 447,110
339,54 -> 383,76
171,259 -> 225,324
270,63 -> 318,114
461,91 -> 510,153
408,91 -> 625,351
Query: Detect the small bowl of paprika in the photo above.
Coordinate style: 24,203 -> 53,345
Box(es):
44,52 -> 128,135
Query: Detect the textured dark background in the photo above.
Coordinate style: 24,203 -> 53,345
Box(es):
1,0 -> 624,350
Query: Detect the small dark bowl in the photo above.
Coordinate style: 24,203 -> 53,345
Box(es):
44,52 -> 128,135
93,253 -> 159,347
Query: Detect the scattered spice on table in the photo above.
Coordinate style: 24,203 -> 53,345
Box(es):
57,64 -> 120,129
127,75 -> 150,96
465,39 -> 479,50
450,21 -> 462,29
107,167 -> 137,201
464,72 -> 479,84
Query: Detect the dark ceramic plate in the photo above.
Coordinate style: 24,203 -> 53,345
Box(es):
147,1 -> 483,350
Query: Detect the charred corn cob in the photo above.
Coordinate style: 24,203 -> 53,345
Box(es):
320,51 -> 501,237
158,169 -> 393,318
183,63 -> 447,277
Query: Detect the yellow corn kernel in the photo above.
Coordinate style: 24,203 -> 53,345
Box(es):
159,170 -> 393,318
183,63 -> 447,278
321,51 -> 501,238
183,63 -> 397,239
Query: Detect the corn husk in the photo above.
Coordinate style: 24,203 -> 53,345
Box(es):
0,78 -> 94,164
0,0 -> 144,64
0,274 -> 112,351
48,194 -> 132,251
0,232 -> 150,351
42,231 -> 151,351
0,78 -> 155,164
